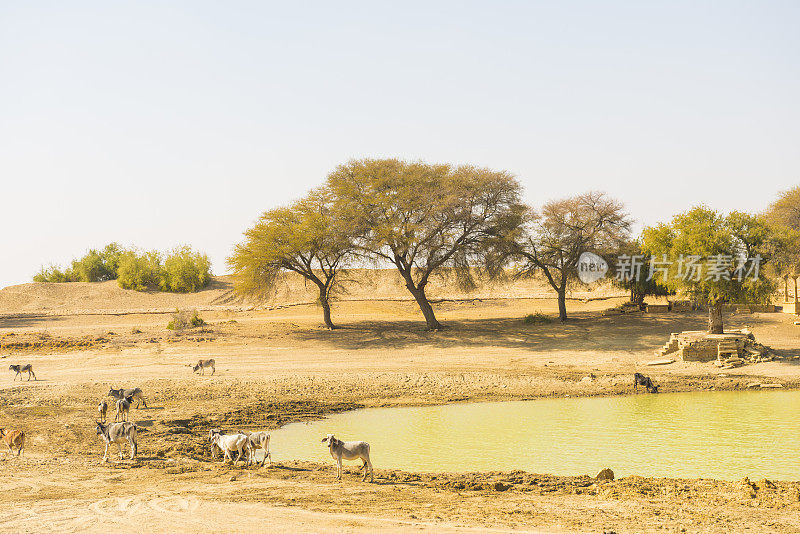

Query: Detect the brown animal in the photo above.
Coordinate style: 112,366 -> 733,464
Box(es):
634,373 -> 659,393
192,359 -> 215,376
9,364 -> 36,381
0,428 -> 25,456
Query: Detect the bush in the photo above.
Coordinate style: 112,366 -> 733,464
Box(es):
33,243 -> 212,294
523,312 -> 553,325
33,265 -> 68,283
117,250 -> 163,291
66,249 -> 109,282
33,243 -> 126,283
167,309 -> 205,330
161,246 -> 212,293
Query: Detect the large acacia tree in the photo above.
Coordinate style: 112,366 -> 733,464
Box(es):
514,191 -> 631,322
228,187 -> 354,329
642,207 -> 775,334
327,159 -> 525,330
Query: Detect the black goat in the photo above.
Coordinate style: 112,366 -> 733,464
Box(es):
634,373 -> 659,393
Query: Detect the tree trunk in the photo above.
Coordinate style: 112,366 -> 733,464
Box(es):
318,287 -> 336,330
708,300 -> 724,334
557,289 -> 568,322
408,284 -> 442,330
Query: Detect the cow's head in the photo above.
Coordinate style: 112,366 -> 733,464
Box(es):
192,363 -> 200,373
208,429 -> 222,442
321,434 -> 335,446
95,422 -> 107,436
650,385 -> 660,393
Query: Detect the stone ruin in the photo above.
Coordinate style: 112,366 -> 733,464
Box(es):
655,329 -> 773,368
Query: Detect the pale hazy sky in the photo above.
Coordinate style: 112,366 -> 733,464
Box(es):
1,1 -> 798,289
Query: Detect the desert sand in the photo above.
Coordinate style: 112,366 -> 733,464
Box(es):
1,274 -> 799,533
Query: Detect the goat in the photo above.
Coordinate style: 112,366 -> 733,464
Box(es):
114,396 -> 133,422
108,386 -> 147,408
0,428 -> 25,457
9,364 -> 36,381
209,431 -> 249,465
98,400 -> 108,423
322,434 -> 373,482
95,422 -> 137,462
244,431 -> 272,466
634,373 -> 659,393
192,359 -> 215,376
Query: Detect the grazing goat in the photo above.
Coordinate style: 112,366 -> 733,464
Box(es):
322,434 -> 373,482
209,430 -> 249,465
192,359 -> 215,376
634,373 -> 659,393
108,386 -> 147,408
244,431 -> 272,466
98,400 -> 108,423
95,422 -> 137,462
0,428 -> 25,457
9,364 -> 36,381
114,396 -> 133,422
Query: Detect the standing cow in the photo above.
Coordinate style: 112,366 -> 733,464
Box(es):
108,386 -> 147,408
95,422 -> 138,462
322,434 -> 373,482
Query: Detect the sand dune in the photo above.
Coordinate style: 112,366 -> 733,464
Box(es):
0,270 -> 624,316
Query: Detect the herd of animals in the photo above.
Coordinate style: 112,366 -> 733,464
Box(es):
2,361 -> 659,482
2,360 -> 379,481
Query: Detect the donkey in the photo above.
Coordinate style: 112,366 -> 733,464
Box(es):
9,364 -> 36,381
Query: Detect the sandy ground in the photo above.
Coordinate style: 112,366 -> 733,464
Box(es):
1,279 -> 800,533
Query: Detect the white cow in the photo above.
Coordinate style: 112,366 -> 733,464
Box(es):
322,434 -> 373,482
209,430 -> 249,465
243,431 -> 271,466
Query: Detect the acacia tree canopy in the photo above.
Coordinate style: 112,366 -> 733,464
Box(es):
641,206 -> 776,334
764,187 -> 800,278
326,158 -> 525,330
228,187 -> 354,329
516,191 -> 631,322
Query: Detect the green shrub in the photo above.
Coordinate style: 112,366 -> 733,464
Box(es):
34,243 -> 126,283
33,265 -> 68,283
523,312 -> 553,325
34,243 -> 211,293
161,246 -> 212,293
117,250 -> 163,291
167,309 -> 205,330
66,249 -> 109,282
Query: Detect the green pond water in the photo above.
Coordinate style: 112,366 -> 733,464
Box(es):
267,390 -> 800,480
